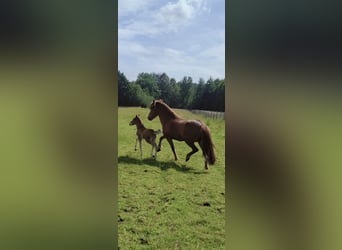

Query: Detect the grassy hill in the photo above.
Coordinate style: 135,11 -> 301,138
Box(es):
118,107 -> 225,249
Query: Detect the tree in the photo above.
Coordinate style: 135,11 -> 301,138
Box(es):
215,79 -> 225,111
136,72 -> 160,98
168,78 -> 181,108
179,76 -> 195,108
192,78 -> 206,109
118,70 -> 225,111
128,82 -> 153,107
118,71 -> 130,106
155,73 -> 172,104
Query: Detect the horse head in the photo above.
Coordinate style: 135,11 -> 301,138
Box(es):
148,100 -> 159,121
129,115 -> 140,125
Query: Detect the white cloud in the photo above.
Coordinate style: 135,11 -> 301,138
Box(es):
198,43 -> 225,61
119,0 -> 209,38
119,41 -> 225,81
118,0 -> 224,81
118,0 -> 157,17
155,0 -> 210,32
119,41 -> 147,56
157,0 -> 196,21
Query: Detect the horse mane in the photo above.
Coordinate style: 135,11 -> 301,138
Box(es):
136,116 -> 145,128
155,100 -> 180,119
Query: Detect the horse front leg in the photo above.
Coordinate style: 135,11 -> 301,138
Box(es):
157,135 -> 166,152
167,138 -> 178,161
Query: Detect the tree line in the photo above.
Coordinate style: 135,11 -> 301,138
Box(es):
118,71 -> 225,112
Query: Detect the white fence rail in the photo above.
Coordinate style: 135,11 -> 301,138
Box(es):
191,110 -> 225,120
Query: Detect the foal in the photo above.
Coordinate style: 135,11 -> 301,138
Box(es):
129,115 -> 161,159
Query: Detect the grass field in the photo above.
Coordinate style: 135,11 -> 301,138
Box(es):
118,107 -> 225,249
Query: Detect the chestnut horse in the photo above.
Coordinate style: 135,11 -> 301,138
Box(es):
129,115 -> 161,159
147,99 -> 215,169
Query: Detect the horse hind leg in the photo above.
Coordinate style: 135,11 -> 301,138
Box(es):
150,138 -> 157,159
199,140 -> 209,169
139,139 -> 142,159
152,143 -> 157,159
204,158 -> 208,169
185,141 -> 198,162
151,144 -> 155,158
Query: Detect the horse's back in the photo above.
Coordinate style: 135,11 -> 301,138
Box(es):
167,118 -> 203,141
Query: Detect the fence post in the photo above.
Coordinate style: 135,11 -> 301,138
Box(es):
191,109 -> 224,120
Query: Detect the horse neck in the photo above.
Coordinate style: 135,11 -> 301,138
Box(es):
158,103 -> 180,123
135,119 -> 145,129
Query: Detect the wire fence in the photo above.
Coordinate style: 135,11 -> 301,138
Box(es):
191,110 -> 225,120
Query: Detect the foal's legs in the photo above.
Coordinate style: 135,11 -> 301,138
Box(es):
134,137 -> 138,151
150,138 -> 157,158
167,138 -> 178,160
151,141 -> 157,158
139,139 -> 142,159
185,141 -> 199,161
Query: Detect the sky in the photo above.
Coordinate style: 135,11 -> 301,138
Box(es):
118,0 -> 225,82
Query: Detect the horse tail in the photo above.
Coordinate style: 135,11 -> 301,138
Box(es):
200,125 -> 216,165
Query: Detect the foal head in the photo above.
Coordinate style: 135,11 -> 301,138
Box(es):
129,115 -> 142,126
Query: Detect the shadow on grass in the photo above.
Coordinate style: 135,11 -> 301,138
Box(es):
118,155 -> 208,174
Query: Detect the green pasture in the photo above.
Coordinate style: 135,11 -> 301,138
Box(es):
118,107 -> 225,249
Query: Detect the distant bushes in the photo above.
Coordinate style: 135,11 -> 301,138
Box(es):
118,71 -> 225,112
